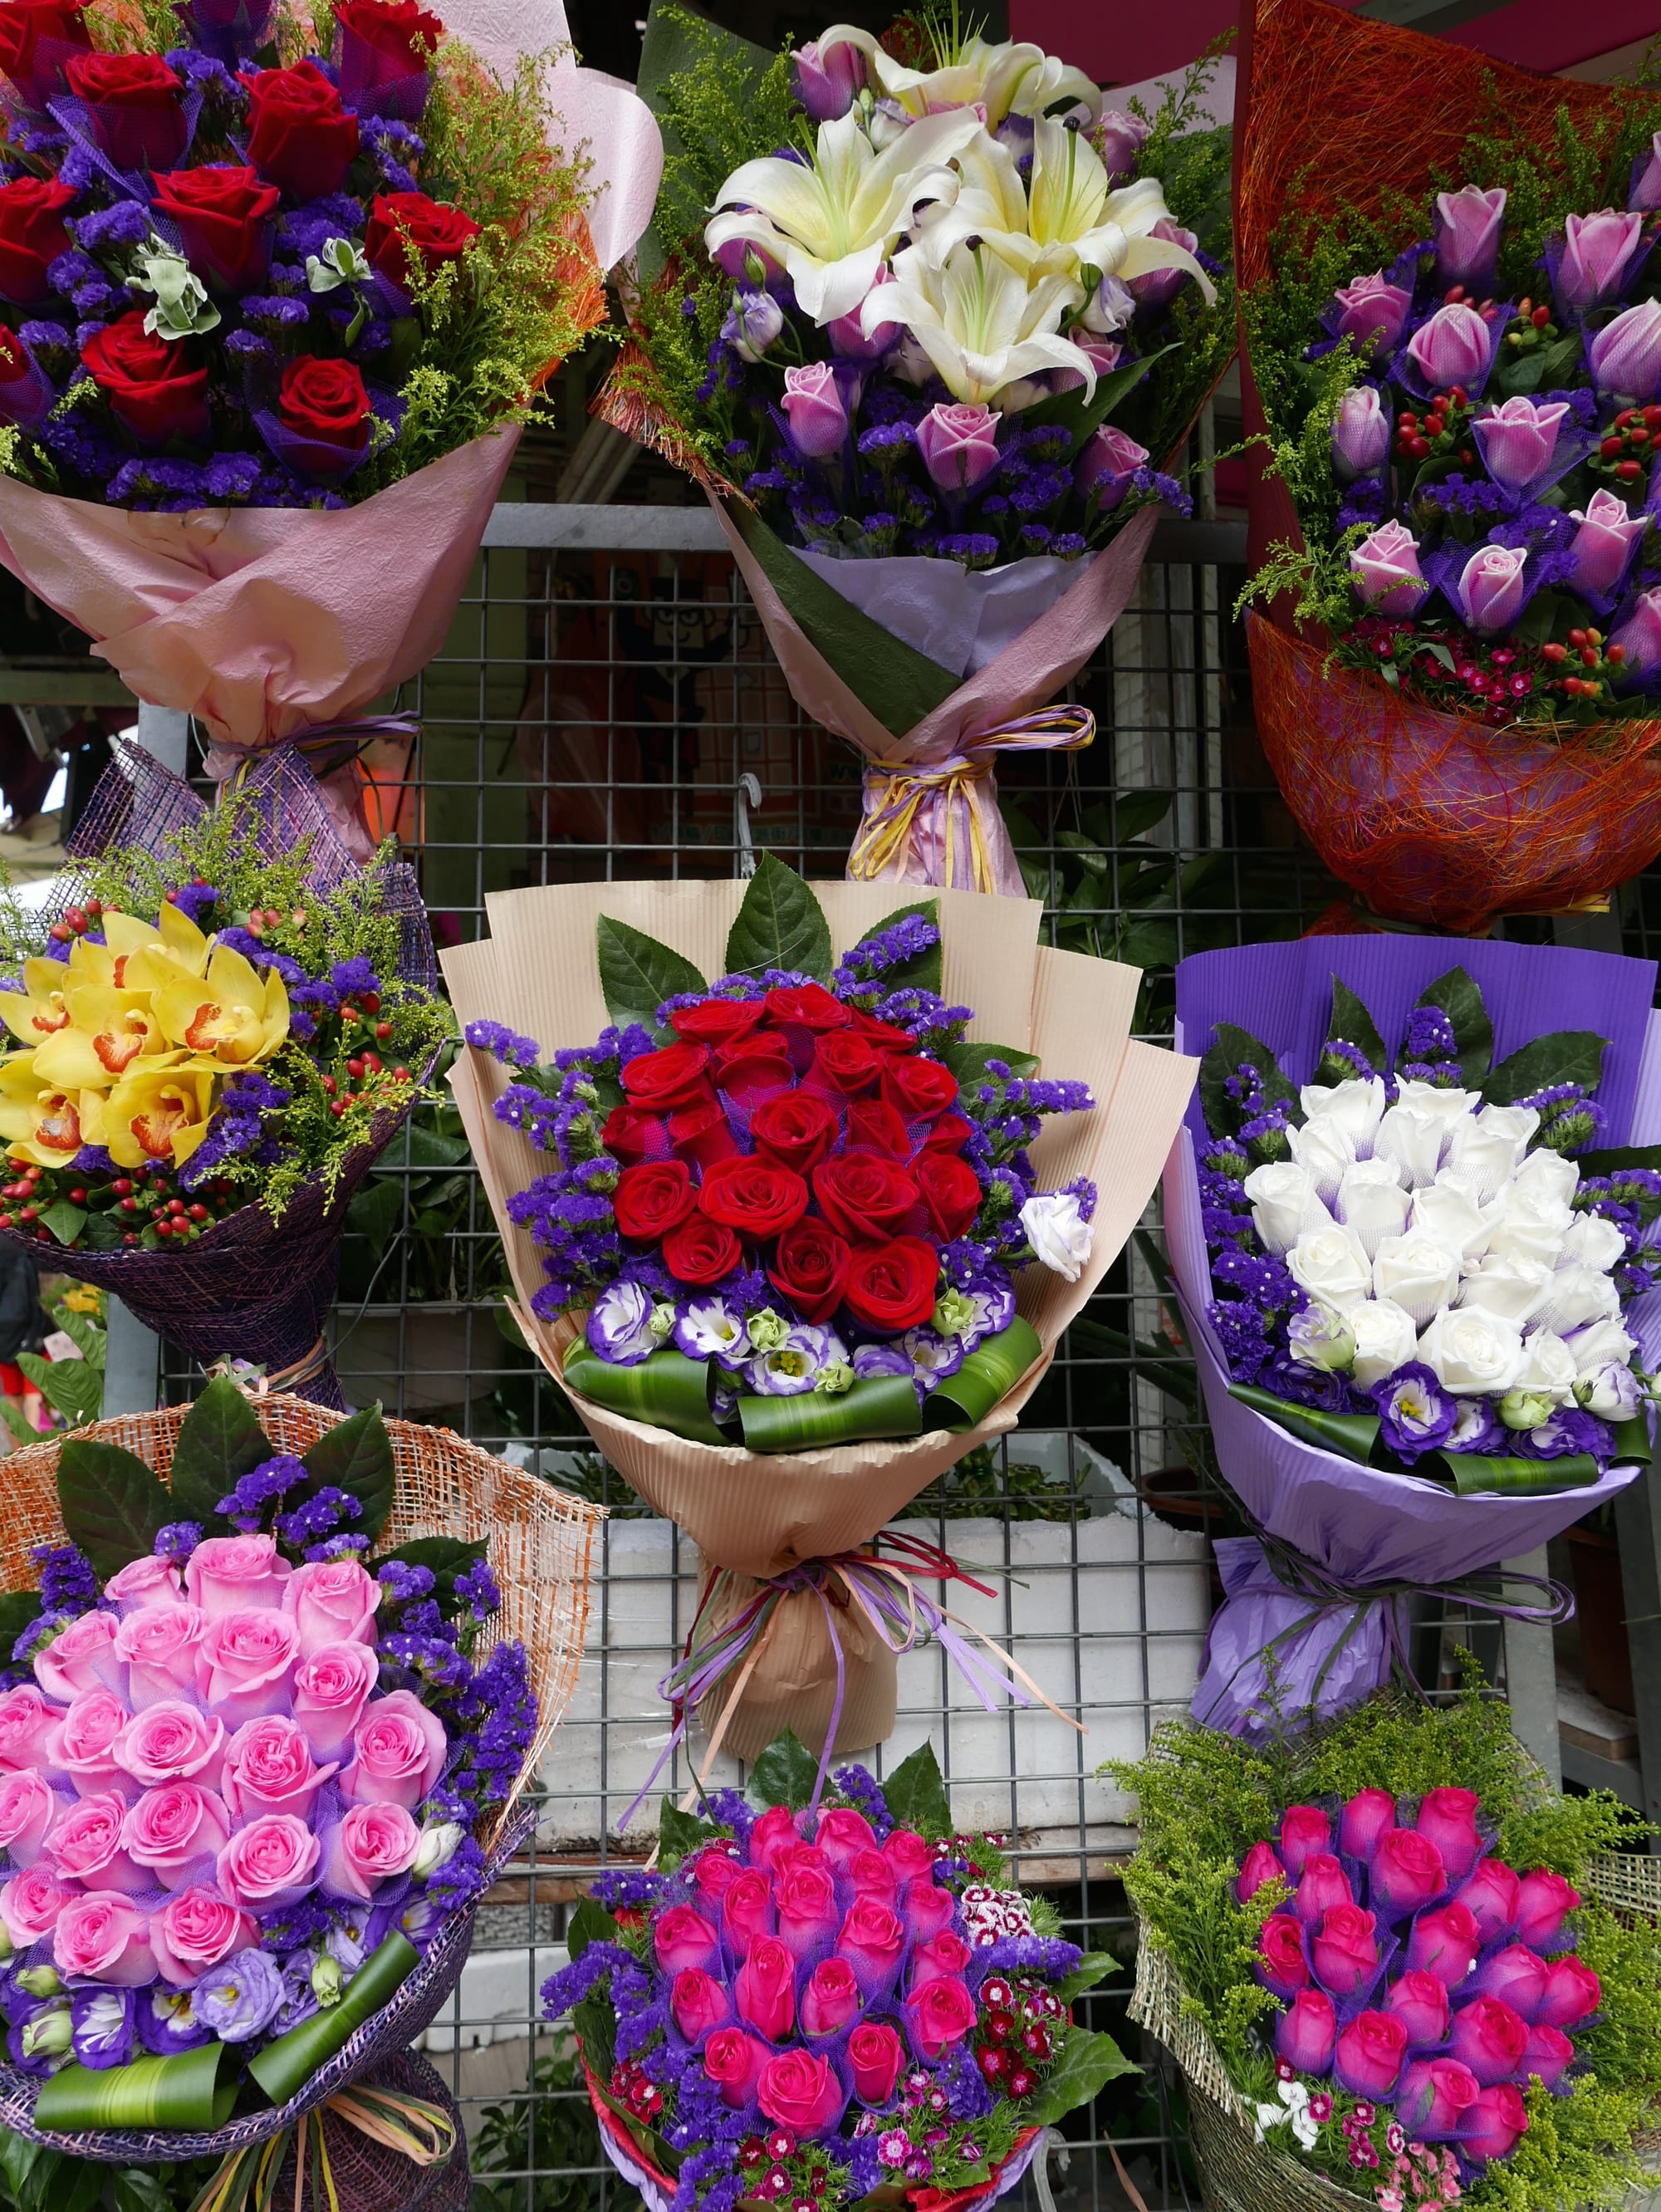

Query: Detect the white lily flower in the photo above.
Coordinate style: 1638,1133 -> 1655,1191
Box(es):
868,239 -> 1087,407
816,23 -> 1100,125
706,106 -> 981,326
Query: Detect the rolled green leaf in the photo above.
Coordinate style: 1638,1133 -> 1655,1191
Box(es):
1445,1450 -> 1604,1498
737,1376 -> 921,1454
1227,1384 -> 1381,1465
1611,1415 -> 1653,1467
34,2042 -> 236,2131
248,1933 -> 419,2106
563,1346 -> 726,1446
927,1317 -> 1044,1431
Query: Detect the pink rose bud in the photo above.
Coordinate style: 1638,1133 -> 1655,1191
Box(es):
196,1608 -> 300,1730
1257,1911 -> 1311,1993
56,1688 -> 131,1799
1310,1902 -> 1380,1997
115,1699 -> 224,1791
319,1799 -> 421,1901
184,1533 -> 293,1621
902,1881 -> 955,1945
33,1609 -> 122,1704
1277,1805 -> 1334,1878
775,1854 -> 840,1959
1383,1967 -> 1452,2048
1589,298 -> 1661,399
120,1778 -> 231,1891
1519,2021 -> 1574,2089
46,1790 -> 147,1895
917,400 -> 1004,493
904,1973 -> 977,2059
827,265 -> 900,360
757,2046 -> 846,2135
654,1902 -> 721,1977
1399,2055 -> 1482,2141
1610,585 -> 1661,677
781,362 -> 848,460
1054,329 -> 1122,394
670,1965 -> 732,2044
53,1888 -> 157,1985
736,1933 -> 796,2040
1433,184 -> 1506,291
1335,2007 -> 1409,2099
849,2018 -> 904,2105
151,1882 -> 257,1987
1404,1900 -> 1482,1987
1095,108 -> 1150,181
1331,384 -> 1389,481
1128,217 -> 1200,311
1333,272 -> 1413,354
1407,300 -> 1495,392
1237,1840 -> 1286,1902
1634,130 -> 1661,212
115,1601 -> 206,1706
1568,488 -> 1648,599
881,1828 -> 934,1891
722,1866 -> 775,1959
0,1684 -> 66,1773
811,1806 -> 877,1871
1536,1952 -> 1600,2028
1456,543 -> 1529,634
1369,1827 -> 1448,1918
800,1955 -> 862,2036
214,1810 -> 320,1912
792,34 -> 865,122
292,1639 -> 380,1764
1468,1942 -> 1549,2021
1471,394 -> 1570,492
1339,1789 -> 1397,1860
282,1558 -> 380,1659
909,1931 -> 972,1993
703,2025 -> 772,2107
1513,1867 -> 1580,1950
1458,2081 -> 1530,2164
0,1767 -> 63,1866
1558,208 -> 1643,308
339,1687 -> 446,1812
1415,1787 -> 1483,1879
1075,422 -> 1149,511
102,1554 -> 185,1616
848,1846 -> 897,1901
690,1847 -> 742,1904
1,1859 -> 79,1946
223,1714 -> 336,1824
1449,1994 -> 1530,2085
1274,1987 -> 1336,2074
748,1802 -> 801,1872
1293,1852 -> 1354,1927
835,1896 -> 907,1989
1350,518 -> 1428,615
1453,1857 -> 1521,1945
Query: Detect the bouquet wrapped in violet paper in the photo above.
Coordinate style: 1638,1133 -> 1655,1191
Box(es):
0,1380 -> 599,2210
597,6 -> 1233,895
443,857 -> 1195,1773
1163,934 -> 1661,1737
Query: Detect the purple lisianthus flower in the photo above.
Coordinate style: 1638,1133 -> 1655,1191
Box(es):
674,1295 -> 748,1368
8,2001 -> 71,2077
193,1950 -> 285,2042
899,1325 -> 967,1382
747,1324 -> 845,1395
953,1281 -> 1015,1346
1447,1397 -> 1506,1455
853,1343 -> 914,1381
1527,1406 -> 1614,1459
71,1987 -> 136,2070
136,1984 -> 213,2055
274,1954 -> 321,2033
1372,1360 -> 1458,1462
587,1280 -> 659,1366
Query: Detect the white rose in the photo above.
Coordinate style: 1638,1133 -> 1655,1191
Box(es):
1346,1297 -> 1419,1390
1510,1147 -> 1580,1206
1578,1361 -> 1644,1421
1565,1316 -> 1638,1373
1019,1191 -> 1093,1281
1513,1327 -> 1577,1404
1447,1107 -> 1535,1201
1335,1158 -> 1411,1260
1418,1305 -> 1525,1395
1560,1213 -> 1627,1273
1471,1103 -> 1541,1148
1535,1263 -> 1622,1338
1457,1253 -> 1554,1327
1286,1116 -> 1356,1203
1485,1184 -> 1575,1267
1412,1172 -> 1502,1262
1288,1301 -> 1356,1373
1395,1077 -> 1482,1125
1373,1101 -> 1450,1189
1243,1162 -> 1330,1256
1371,1230 -> 1462,1326
1287,1226 -> 1372,1308
1299,1076 -> 1386,1150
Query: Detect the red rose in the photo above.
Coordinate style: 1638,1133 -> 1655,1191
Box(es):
663,1214 -> 741,1287
0,0 -> 89,109
81,310 -> 208,444
913,1152 -> 982,1243
671,998 -> 766,1049
152,164 -> 279,291
845,1099 -> 913,1159
601,1103 -> 668,1166
814,1150 -> 921,1242
364,189 -> 481,290
751,1091 -> 838,1178
666,1100 -> 737,1172
65,51 -> 184,169
711,1034 -> 794,1107
923,1111 -> 973,1155
613,1159 -> 697,1243
881,1053 -> 960,1124
849,1008 -> 918,1055
735,1935 -> 795,2041
810,1032 -> 880,1096
843,1238 -> 938,1332
699,1156 -> 809,1241
768,1220 -> 850,1324
621,1041 -> 714,1113
243,61 -> 361,201
757,2048 -> 845,2136
336,0 -> 441,87
277,355 -> 370,453
848,2018 -> 904,2106
703,2026 -> 770,2108
766,983 -> 850,1033
0,175 -> 75,305
905,1974 -> 976,2059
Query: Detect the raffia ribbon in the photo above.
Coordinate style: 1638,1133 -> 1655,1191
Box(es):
192,2082 -> 456,2212
208,1337 -> 334,1396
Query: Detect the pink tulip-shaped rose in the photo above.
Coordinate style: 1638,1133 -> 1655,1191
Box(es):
33,1609 -> 122,1704
782,362 -> 847,460
827,265 -> 899,360
1468,1943 -> 1549,2021
721,1867 -> 775,1960
0,1767 -> 63,1866
1405,1900 -> 1482,1987
1369,1827 -> 1448,1918
1415,1788 -> 1482,1879
836,1896 -> 907,1990
1536,1953 -> 1600,2028
1350,518 -> 1429,615
1,1859 -> 78,1945
1590,299 -> 1661,399
916,400 -> 1003,493
1559,208 -> 1644,309
1568,488 -> 1648,599
670,1966 -> 732,2044
1611,586 -> 1661,678
1520,2021 -> 1575,2089
1384,1968 -> 1452,2048
103,1554 -> 184,1615
800,1955 -> 862,2037
1459,2082 -> 1530,2163
319,1800 -> 421,1901
196,1608 -> 299,1729
1514,1867 -> 1580,1950
47,1791 -> 147,1895
902,1881 -> 954,1945
849,2018 -> 905,2105
1055,331 -> 1123,394
115,1602 -> 206,1706
1096,108 -> 1150,181
906,1974 -> 977,2059
1075,423 -> 1149,511
848,1847 -> 897,1902
292,1641 -> 380,1764
1335,2008 -> 1409,2099
747,1802 -> 801,1873
1456,544 -> 1529,634
54,1888 -> 156,1985
1331,385 -> 1389,482
791,34 -> 865,122
151,1883 -> 257,1987
758,2047 -> 846,2136
282,1559 -> 380,1660
1471,395 -> 1570,492
1237,1840 -> 1286,1902
0,1685 -> 66,1773
1450,1994 -> 1530,2085
58,1689 -> 131,1799
1453,1858 -> 1521,1945
215,1812 -> 320,1912
689,1847 -> 742,1905
1333,272 -> 1413,354
1127,217 -> 1199,311
909,1931 -> 972,1993
1311,1903 -> 1381,1997
1280,1807 -> 1334,1878
338,1688 -> 445,1811
882,1829 -> 934,1892
1634,131 -> 1661,212
1275,1987 -> 1336,2073
1399,2055 -> 1482,2141
115,1699 -> 224,1790
655,1903 -> 721,1977
735,1934 -> 796,2040
223,1714 -> 335,1823
122,1780 -> 232,1891
1407,301 -> 1494,392
1339,1789 -> 1397,1860
775,1853 -> 840,1959
185,1533 -> 292,1621
1433,184 -> 1505,290
1257,1912 -> 1310,1994
703,2024 -> 772,2107
1293,1853 -> 1354,1927
812,1806 -> 877,1871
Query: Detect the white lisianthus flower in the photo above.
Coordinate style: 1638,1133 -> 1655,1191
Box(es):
1287,1302 -> 1355,1372
1486,1184 -> 1575,1267
1243,1162 -> 1330,1255
1509,1146 -> 1580,1206
1411,1173 -> 1502,1263
1299,1076 -> 1387,1150
1535,1263 -> 1622,1338
1020,1189 -> 1092,1280
1346,1297 -> 1419,1390
1371,1230 -> 1462,1325
1418,1305 -> 1525,1395
1457,1253 -> 1554,1327
1559,1213 -> 1628,1273
1373,1101 -> 1450,1189
1287,1226 -> 1372,1308
1335,1157 -> 1412,1259
1513,1327 -> 1578,1403
1286,1115 -> 1356,1203
413,1822 -> 466,1880
1577,1362 -> 1644,1420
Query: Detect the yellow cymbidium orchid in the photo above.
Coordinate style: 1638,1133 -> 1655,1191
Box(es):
31,988 -> 183,1089
101,1064 -> 219,1170
872,241 -> 1088,407
154,945 -> 289,1068
815,26 -> 1099,128
105,902 -> 213,993
0,1059 -> 107,1167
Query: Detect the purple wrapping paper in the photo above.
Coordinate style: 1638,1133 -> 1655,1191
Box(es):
1194,1537 -> 1409,1739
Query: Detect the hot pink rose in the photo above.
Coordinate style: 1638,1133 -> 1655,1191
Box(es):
215,1812 -> 320,1913
338,1688 -> 445,1811
121,1780 -> 232,1891
906,1974 -> 976,2059
1277,1806 -> 1334,1879
151,1882 -> 257,1986
1414,1789 -> 1482,1877
703,2025 -> 771,2107
748,1802 -> 801,1873
0,1766 -> 63,1866
59,1688 -> 135,1799
1460,2081 -> 1529,2164
1310,1903 -> 1379,1998
1292,1853 -> 1353,1926
1515,1868 -> 1580,1950
53,1889 -> 156,1984
1454,1858 -> 1521,1945
848,1847 -> 898,1903
1399,2056 -> 1482,2141
1,1858 -> 78,1945
690,1847 -> 742,1906
902,1881 -> 956,1945
735,1935 -> 796,2041
757,2048 -> 846,2136
223,1715 -> 335,1823
882,1828 -> 934,1891
1257,1913 -> 1310,1994
1536,1953 -> 1600,2028
850,2018 -> 905,2105
836,1896 -> 907,1989
0,1685 -> 65,1773
1237,1840 -> 1286,1901
800,1955 -> 861,2037
1384,1969 -> 1452,2048
196,1609 -> 299,1729
722,1867 -> 776,1960
1468,1943 -> 1548,2021
1370,1827 -> 1448,1918
115,1699 -> 224,1789
1450,1994 -> 1529,2085
185,1533 -> 292,1621
1335,2008 -> 1409,2099
292,1640 -> 380,1763
319,1801 -> 421,1901
1520,2022 -> 1574,2090
1405,1901 -> 1482,1988
670,1966 -> 732,2044
654,1903 -> 721,1977
1276,1988 -> 1337,2073
776,1854 -> 840,1959
909,1931 -> 972,1993
115,1602 -> 206,1705
282,1558 -> 380,1659
813,1806 -> 877,1871
1339,1789 -> 1397,1860
47,1790 -> 147,1895
33,1609 -> 122,1703
103,1554 -> 185,1615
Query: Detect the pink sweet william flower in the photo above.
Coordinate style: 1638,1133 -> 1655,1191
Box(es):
1456,545 -> 1528,634
151,1882 -> 257,1986
0,1765 -> 62,1866
319,1799 -> 421,1900
33,1608 -> 122,1703
115,1699 -> 224,1789
1,1859 -> 78,1946
1589,300 -> 1661,400
781,362 -> 847,459
223,1713 -> 336,1822
282,1558 -> 380,1659
196,1608 -> 299,1729
291,1639 -> 380,1764
1350,519 -> 1428,615
338,1686 -> 446,1811
1433,184 -> 1505,290
47,1790 -> 147,1895
1567,489 -> 1648,599
102,1553 -> 185,1615
917,400 -> 1003,493
57,1686 -> 131,1798
53,1888 -> 156,1985
121,1778 -> 232,1890
1406,302 -> 1493,392
0,1684 -> 65,1773
114,1601 -> 205,1704
1333,272 -> 1412,354
1610,586 -> 1661,677
215,1811 -> 320,1911
184,1533 -> 292,1621
1558,208 -> 1644,309
1470,395 -> 1570,492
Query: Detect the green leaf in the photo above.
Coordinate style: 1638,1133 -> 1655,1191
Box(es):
399,1123 -> 470,1170
748,1728 -> 821,1809
848,900 -> 942,995
658,1800 -> 708,1871
566,1896 -> 620,1960
1017,343 -> 1178,443
0,1588 -> 42,1657
942,1039 -> 1041,1091
572,1991 -> 616,2083
1315,977 -> 1389,1086
882,1743 -> 952,1837
1198,1023 -> 1297,1144
301,1405 -> 396,1543
737,1374 -> 923,1454
37,1199 -> 86,1248
56,1438 -> 171,1579
375,1535 -> 488,1616
565,1346 -> 726,1446
1106,789 -> 1175,843
50,1306 -> 105,1368
1483,1030 -> 1606,1109
928,1317 -> 1045,1431
725,852 -> 833,983
1445,1450 -> 1605,1496
596,915 -> 708,1030
167,1376 -> 273,1528
348,1175 -> 407,1258
1227,1385 -> 1380,1464
1057,1951 -> 1123,2001
1417,968 -> 1492,1086
1026,2026 -> 1139,2125
17,1350 -> 100,1429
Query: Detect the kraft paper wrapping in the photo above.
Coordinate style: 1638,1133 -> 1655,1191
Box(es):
443,880 -> 1198,1578
693,1563 -> 898,1764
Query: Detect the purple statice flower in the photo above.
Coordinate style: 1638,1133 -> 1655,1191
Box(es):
1372,1360 -> 1458,1463
165,882 -> 222,925
71,202 -> 150,253
831,1763 -> 895,1838
305,1533 -> 371,1562
154,1521 -> 203,1561
1396,1003 -> 1460,1088
181,1069 -> 292,1189
274,1485 -> 361,1549
218,1454 -> 308,1530
239,294 -> 312,331
378,1560 -> 437,1605
30,1542 -> 99,1616
1516,1081 -> 1605,1155
454,1557 -> 502,1619
212,925 -> 305,983
448,1640 -> 536,1810
830,912 -> 942,998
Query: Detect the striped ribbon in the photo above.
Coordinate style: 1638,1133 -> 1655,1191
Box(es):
188,2084 -> 455,2212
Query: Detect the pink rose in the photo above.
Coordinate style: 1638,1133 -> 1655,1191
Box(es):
1056,330 -> 1123,396
103,1554 -> 185,1615
0,1684 -> 65,1773
1369,1827 -> 1448,1918
1,1859 -> 78,1945
1257,1912 -> 1310,1994
1406,302 -> 1495,393
735,1934 -> 796,2041
1635,130 -> 1661,213
703,2025 -> 771,2107
1536,1953 -> 1600,2028
747,1803 -> 801,1873
0,1766 -> 63,1866
1404,1900 -> 1482,1988
1075,423 -> 1149,512
848,1847 -> 897,1903
1449,1994 -> 1529,2086
781,362 -> 847,460
1292,1853 -> 1353,1926
1277,1805 -> 1334,1879
850,2018 -> 905,2105
909,1931 -> 972,1993
115,1699 -> 224,1789
1459,2082 -> 1529,2164
1588,299 -> 1661,400
1610,586 -> 1661,679
1453,1858 -> 1520,1945
654,1902 -> 721,1978
905,1974 -> 976,2059
1339,1789 -> 1397,1861
319,1800 -> 421,1901
121,1780 -> 232,1891
215,1812 -> 320,1911
196,1609 -> 299,1729
721,1867 -> 775,1960
1559,208 -> 1644,310
1384,1969 -> 1452,2048
1310,1903 -> 1379,1998
1127,214 -> 1199,311
292,1640 -> 380,1763
1331,385 -> 1389,482
1350,517 -> 1428,615
901,1881 -> 955,1945
1433,184 -> 1505,291
151,1882 -> 257,1987
185,1533 -> 292,1621
827,265 -> 899,360
53,1889 -> 156,1985
223,1715 -> 335,1823
1567,489 -> 1647,600
800,1955 -> 861,2037
115,1602 -> 206,1705
1456,544 -> 1529,634
1520,2021 -> 1574,2089
1276,1988 -> 1336,2074
1415,1788 -> 1482,1880
33,1609 -> 122,1703
916,400 -> 1002,493
689,1847 -> 742,1906
1514,1868 -> 1580,1950
835,1896 -> 907,1990
757,2048 -> 846,2136
282,1558 -> 380,1660
59,1688 -> 135,1799
1467,1943 -> 1548,2021
1399,2056 -> 1482,2141
1333,272 -> 1412,354
47,1790 -> 147,1894
1096,108 -> 1149,181
776,1854 -> 840,1959
670,1965 -> 732,2044
1472,394 -> 1570,493
812,1806 -> 877,1871
881,1828 -> 934,1891
792,34 -> 864,123
1335,2008 -> 1409,2099
339,1688 -> 446,1811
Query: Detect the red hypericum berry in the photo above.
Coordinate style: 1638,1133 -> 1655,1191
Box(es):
1568,628 -> 1587,648
329,1100 -> 346,1118
154,1219 -> 173,1238
67,1187 -> 86,1203
17,1206 -> 36,1223
188,1204 -> 208,1223
1444,284 -> 1466,303
1619,459 -> 1644,480
392,1066 -> 410,1082
375,1021 -> 393,1041
246,914 -> 264,936
1531,304 -> 1550,328
85,898 -> 101,918
1601,436 -> 1626,460
341,1005 -> 358,1025
362,1052 -> 382,1074
1541,641 -> 1568,662
361,991 -> 380,1014
0,1215 -> 12,1231
119,1195 -> 137,1213
164,889 -> 177,905
64,906 -> 86,934
1399,411 -> 1418,432
165,1196 -> 184,1214
320,1075 -> 336,1096
1409,434 -> 1431,460
48,922 -> 71,944
111,1177 -> 132,1195
1610,642 -> 1628,664
122,1232 -> 138,1247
